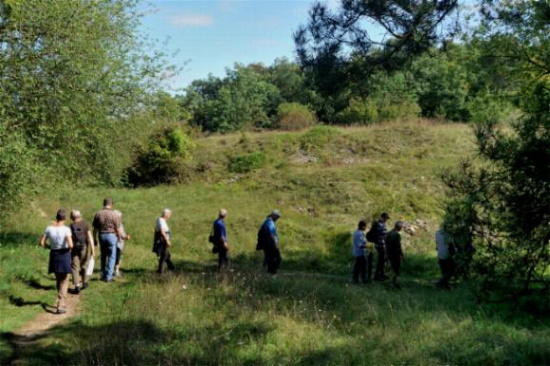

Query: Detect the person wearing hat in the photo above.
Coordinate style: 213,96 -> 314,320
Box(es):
374,212 -> 390,281
385,220 -> 405,289
258,210 -> 282,275
212,208 -> 230,271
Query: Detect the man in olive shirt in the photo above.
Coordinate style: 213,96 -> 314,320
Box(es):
93,198 -> 122,282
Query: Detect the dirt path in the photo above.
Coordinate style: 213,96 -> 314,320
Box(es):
6,294 -> 80,366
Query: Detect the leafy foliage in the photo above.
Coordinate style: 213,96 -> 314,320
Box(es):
276,103 -> 317,131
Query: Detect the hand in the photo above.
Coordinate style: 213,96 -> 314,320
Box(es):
126,234 -> 131,240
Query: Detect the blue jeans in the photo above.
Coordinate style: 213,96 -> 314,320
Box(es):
99,233 -> 117,281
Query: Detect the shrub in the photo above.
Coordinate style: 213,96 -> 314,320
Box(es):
127,126 -> 195,186
276,102 -> 316,130
300,125 -> 341,151
228,152 -> 265,173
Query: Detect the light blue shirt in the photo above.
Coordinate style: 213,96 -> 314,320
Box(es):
352,229 -> 367,257
262,217 -> 278,246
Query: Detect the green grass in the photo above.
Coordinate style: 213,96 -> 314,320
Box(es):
1,120 -> 549,365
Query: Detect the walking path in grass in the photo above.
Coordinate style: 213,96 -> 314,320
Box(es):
6,294 -> 80,366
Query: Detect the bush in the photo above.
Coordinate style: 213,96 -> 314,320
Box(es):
127,126 -> 195,186
300,125 -> 341,151
228,152 -> 266,173
276,102 -> 316,130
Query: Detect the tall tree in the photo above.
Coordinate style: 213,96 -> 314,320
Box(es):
443,0 -> 550,297
294,0 -> 459,120
0,0 -> 173,214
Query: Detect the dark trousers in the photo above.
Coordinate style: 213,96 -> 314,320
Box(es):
352,256 -> 367,283
437,258 -> 455,288
218,249 -> 229,270
158,245 -> 175,274
375,246 -> 386,278
264,247 -> 281,275
366,251 -> 373,280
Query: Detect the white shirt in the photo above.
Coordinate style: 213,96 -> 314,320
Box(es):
436,229 -> 451,260
155,217 -> 169,233
44,225 -> 72,250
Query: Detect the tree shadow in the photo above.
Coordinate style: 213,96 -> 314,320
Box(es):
0,232 -> 38,248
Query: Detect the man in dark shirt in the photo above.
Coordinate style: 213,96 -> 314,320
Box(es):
92,198 -> 122,282
212,209 -> 229,271
374,212 -> 390,281
386,221 -> 405,289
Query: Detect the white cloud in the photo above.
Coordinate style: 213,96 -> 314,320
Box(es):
169,14 -> 214,27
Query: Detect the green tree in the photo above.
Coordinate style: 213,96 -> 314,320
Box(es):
0,0 -> 173,214
443,0 -> 550,298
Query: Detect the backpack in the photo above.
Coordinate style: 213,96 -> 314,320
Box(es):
366,222 -> 377,243
71,224 -> 87,248
256,225 -> 267,251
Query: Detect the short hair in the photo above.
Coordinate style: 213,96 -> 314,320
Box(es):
70,210 -> 81,220
358,220 -> 367,229
395,221 -> 404,229
56,209 -> 66,221
381,212 -> 390,219
162,208 -> 172,217
219,208 -> 228,218
271,209 -> 281,218
103,198 -> 113,207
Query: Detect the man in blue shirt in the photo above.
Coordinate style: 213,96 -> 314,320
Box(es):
213,208 -> 229,271
258,210 -> 282,275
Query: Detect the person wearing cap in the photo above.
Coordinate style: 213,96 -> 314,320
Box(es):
212,208 -> 230,271
39,209 -> 74,314
258,210 -> 282,275
154,208 -> 175,274
92,198 -> 122,282
69,210 -> 95,294
374,212 -> 390,281
385,221 -> 405,289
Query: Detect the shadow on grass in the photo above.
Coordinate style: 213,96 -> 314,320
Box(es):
8,295 -> 48,308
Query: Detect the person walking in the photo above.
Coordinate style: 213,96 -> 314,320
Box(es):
69,210 -> 95,294
258,210 -> 282,275
212,209 -> 229,271
385,221 -> 405,289
436,225 -> 455,289
352,220 -> 369,284
113,210 -> 131,277
373,212 -> 390,281
39,209 -> 74,314
154,209 -> 175,274
92,198 -> 122,282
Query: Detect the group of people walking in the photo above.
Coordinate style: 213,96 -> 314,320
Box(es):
39,197 -> 454,314
38,198 -> 284,314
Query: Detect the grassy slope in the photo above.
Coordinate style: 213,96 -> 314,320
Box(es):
1,121 -> 549,365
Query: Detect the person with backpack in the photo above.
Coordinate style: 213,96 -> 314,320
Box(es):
257,210 -> 282,275
212,208 -> 229,271
385,221 -> 405,289
352,220 -> 369,284
69,210 -> 95,294
369,212 -> 390,281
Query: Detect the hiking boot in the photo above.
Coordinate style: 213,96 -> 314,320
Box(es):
81,282 -> 89,290
56,307 -> 67,314
69,287 -> 80,295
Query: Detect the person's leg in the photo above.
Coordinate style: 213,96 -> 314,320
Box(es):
366,251 -> 373,280
391,257 -> 401,288
273,248 -> 282,274
166,249 -> 175,271
115,248 -> 122,276
359,256 -> 367,283
100,238 -> 108,279
158,246 -> 166,274
218,250 -> 228,271
375,246 -> 386,279
352,256 -> 361,283
79,246 -> 88,287
105,234 -> 117,281
55,273 -> 69,312
71,252 -> 80,288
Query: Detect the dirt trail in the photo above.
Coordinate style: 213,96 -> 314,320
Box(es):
6,294 -> 80,366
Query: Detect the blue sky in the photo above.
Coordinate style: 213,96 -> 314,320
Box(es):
139,0 -> 338,90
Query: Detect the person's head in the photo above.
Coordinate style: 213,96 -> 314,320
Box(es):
394,221 -> 404,231
70,209 -> 82,222
162,208 -> 172,220
270,209 -> 281,221
358,220 -> 367,230
103,197 -> 113,208
56,209 -> 66,222
380,212 -> 390,222
219,208 -> 228,219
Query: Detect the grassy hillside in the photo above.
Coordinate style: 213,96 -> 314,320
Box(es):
2,120 -> 549,365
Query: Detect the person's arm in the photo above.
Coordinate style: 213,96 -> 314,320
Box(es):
93,227 -> 98,247
66,233 -> 74,250
160,226 -> 171,247
87,230 -> 95,256
39,234 -> 48,248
